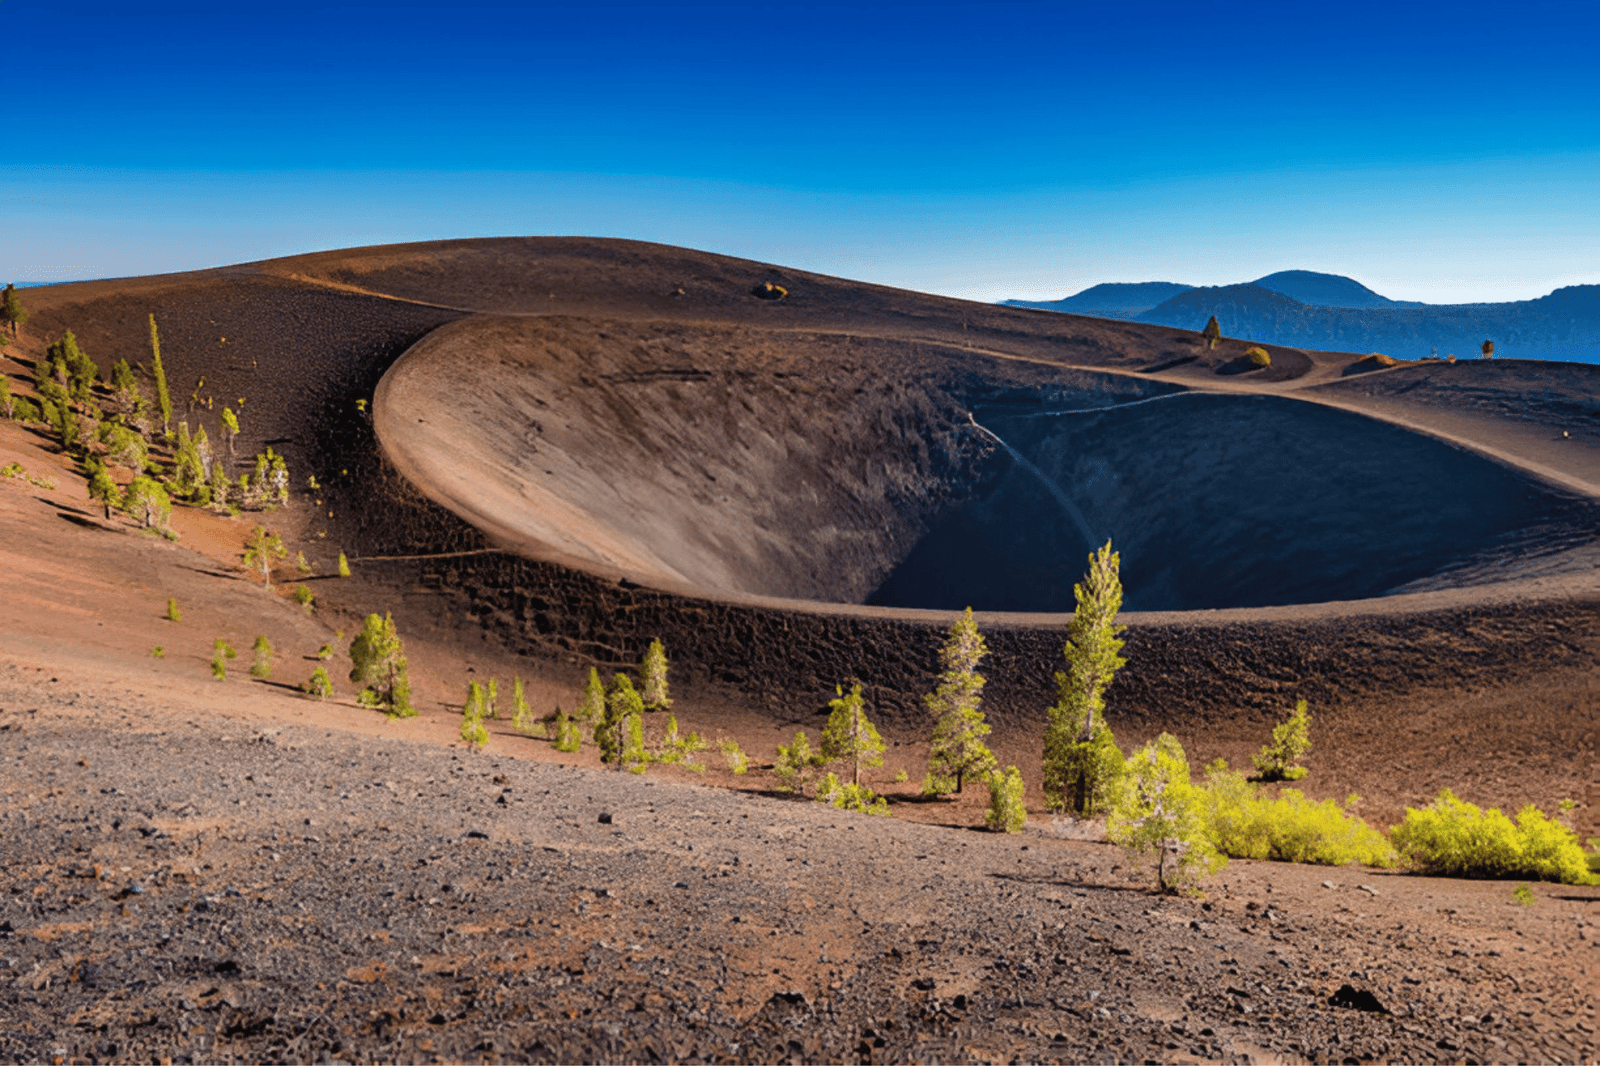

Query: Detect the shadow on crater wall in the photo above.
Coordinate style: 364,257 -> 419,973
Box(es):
869,393 -> 1590,612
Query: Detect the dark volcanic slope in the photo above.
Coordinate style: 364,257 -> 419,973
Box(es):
12,236 -> 1600,731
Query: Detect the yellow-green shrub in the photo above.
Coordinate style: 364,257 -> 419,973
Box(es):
1390,790 -> 1598,885
1201,763 -> 1395,867
1245,346 -> 1271,368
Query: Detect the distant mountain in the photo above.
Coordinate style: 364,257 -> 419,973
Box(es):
1249,270 -> 1426,309
1002,281 -> 1194,318
1003,270 -> 1600,363
1134,283 -> 1600,364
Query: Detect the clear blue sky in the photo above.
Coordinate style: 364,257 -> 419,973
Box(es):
5,0 -> 1598,303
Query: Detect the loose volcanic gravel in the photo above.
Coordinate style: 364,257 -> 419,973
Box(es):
1,681 -> 1596,1064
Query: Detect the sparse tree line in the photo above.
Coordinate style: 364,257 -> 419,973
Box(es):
0,299 -> 294,537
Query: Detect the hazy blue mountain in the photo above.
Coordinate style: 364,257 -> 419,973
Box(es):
1134,282 -> 1600,364
1002,281 -> 1193,318
1249,270 -> 1426,309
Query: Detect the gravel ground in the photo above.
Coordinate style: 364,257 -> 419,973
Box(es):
2,670 -> 1596,1065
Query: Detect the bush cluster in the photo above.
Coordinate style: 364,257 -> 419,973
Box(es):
1390,790 -> 1597,885
1200,763 -> 1395,867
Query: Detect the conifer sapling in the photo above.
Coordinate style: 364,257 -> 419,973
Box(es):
640,638 -> 672,710
820,682 -> 885,787
1043,540 -> 1128,816
924,607 -> 997,795
250,635 -> 273,680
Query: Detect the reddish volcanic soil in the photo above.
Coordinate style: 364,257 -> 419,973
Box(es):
1,237 -> 1597,1063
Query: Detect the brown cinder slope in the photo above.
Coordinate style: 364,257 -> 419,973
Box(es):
13,237 -> 1600,828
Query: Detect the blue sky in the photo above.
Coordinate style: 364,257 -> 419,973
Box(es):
5,0 -> 1598,303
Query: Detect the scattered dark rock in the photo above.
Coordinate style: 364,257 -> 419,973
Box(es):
1329,984 -> 1390,1013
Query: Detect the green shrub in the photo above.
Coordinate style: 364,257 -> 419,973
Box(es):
152,645 -> 165,659
774,730 -> 825,793
1391,791 -> 1598,884
719,737 -> 748,774
985,766 -> 1027,833
293,585 -> 315,614
893,769 -> 909,783
1201,762 -> 1395,867
816,772 -> 890,815
0,461 -> 23,479
303,666 -> 333,699
1108,733 -> 1225,893
250,635 -> 273,680
1511,883 -> 1536,905
348,612 -> 414,717
655,714 -> 707,767
211,638 -> 236,680
1253,699 -> 1312,781
337,551 -> 351,578
553,708 -> 581,751
165,597 -> 181,622
1245,346 -> 1271,368
10,396 -> 40,423
316,642 -> 334,660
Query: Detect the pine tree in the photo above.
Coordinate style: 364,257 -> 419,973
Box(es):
553,708 -> 581,752
1202,315 -> 1222,350
165,597 -> 181,622
125,476 -> 172,530
484,677 -> 499,719
597,674 -> 644,769
1252,699 -> 1312,781
640,638 -> 672,710
924,607 -> 997,795
460,681 -> 490,749
46,332 -> 97,402
348,612 -> 414,717
774,730 -> 824,793
820,682 -> 886,787
250,635 -> 274,680
86,462 -> 123,520
242,525 -> 287,589
221,407 -> 240,459
1107,733 -> 1225,893
1043,540 -> 1129,816
577,666 -> 606,723
511,676 -> 534,731
303,666 -> 333,699
0,375 -> 12,419
985,766 -> 1027,833
211,638 -> 236,680
172,422 -> 205,497
149,315 -> 172,436
337,551 -> 351,578
1,283 -> 28,338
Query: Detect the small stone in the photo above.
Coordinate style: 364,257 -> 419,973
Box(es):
598,812 -> 613,824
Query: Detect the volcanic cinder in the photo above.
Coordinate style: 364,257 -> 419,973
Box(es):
2,237 -> 1597,1063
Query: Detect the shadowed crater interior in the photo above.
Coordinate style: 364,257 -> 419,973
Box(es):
378,315 -> 1593,614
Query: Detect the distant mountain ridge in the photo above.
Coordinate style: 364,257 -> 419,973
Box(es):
1004,271 -> 1600,364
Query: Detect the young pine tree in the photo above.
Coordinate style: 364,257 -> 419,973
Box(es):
337,551 -> 352,578
577,666 -> 606,724
640,638 -> 672,710
348,612 -> 414,717
924,607 -> 997,795
1107,733 -> 1225,893
211,638 -> 237,681
1,283 -> 28,338
302,665 -> 333,699
125,476 -> 172,531
250,635 -> 274,680
86,462 -> 123,520
985,766 -> 1028,833
1043,541 -> 1128,817
774,731 -> 824,793
597,674 -> 644,770
1202,315 -> 1222,351
148,315 -> 172,437
1252,699 -> 1312,782
510,676 -> 535,732
221,406 -> 240,459
821,682 -> 886,787
460,683 -> 490,750
242,525 -> 288,589
165,597 -> 181,622
552,707 -> 581,752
